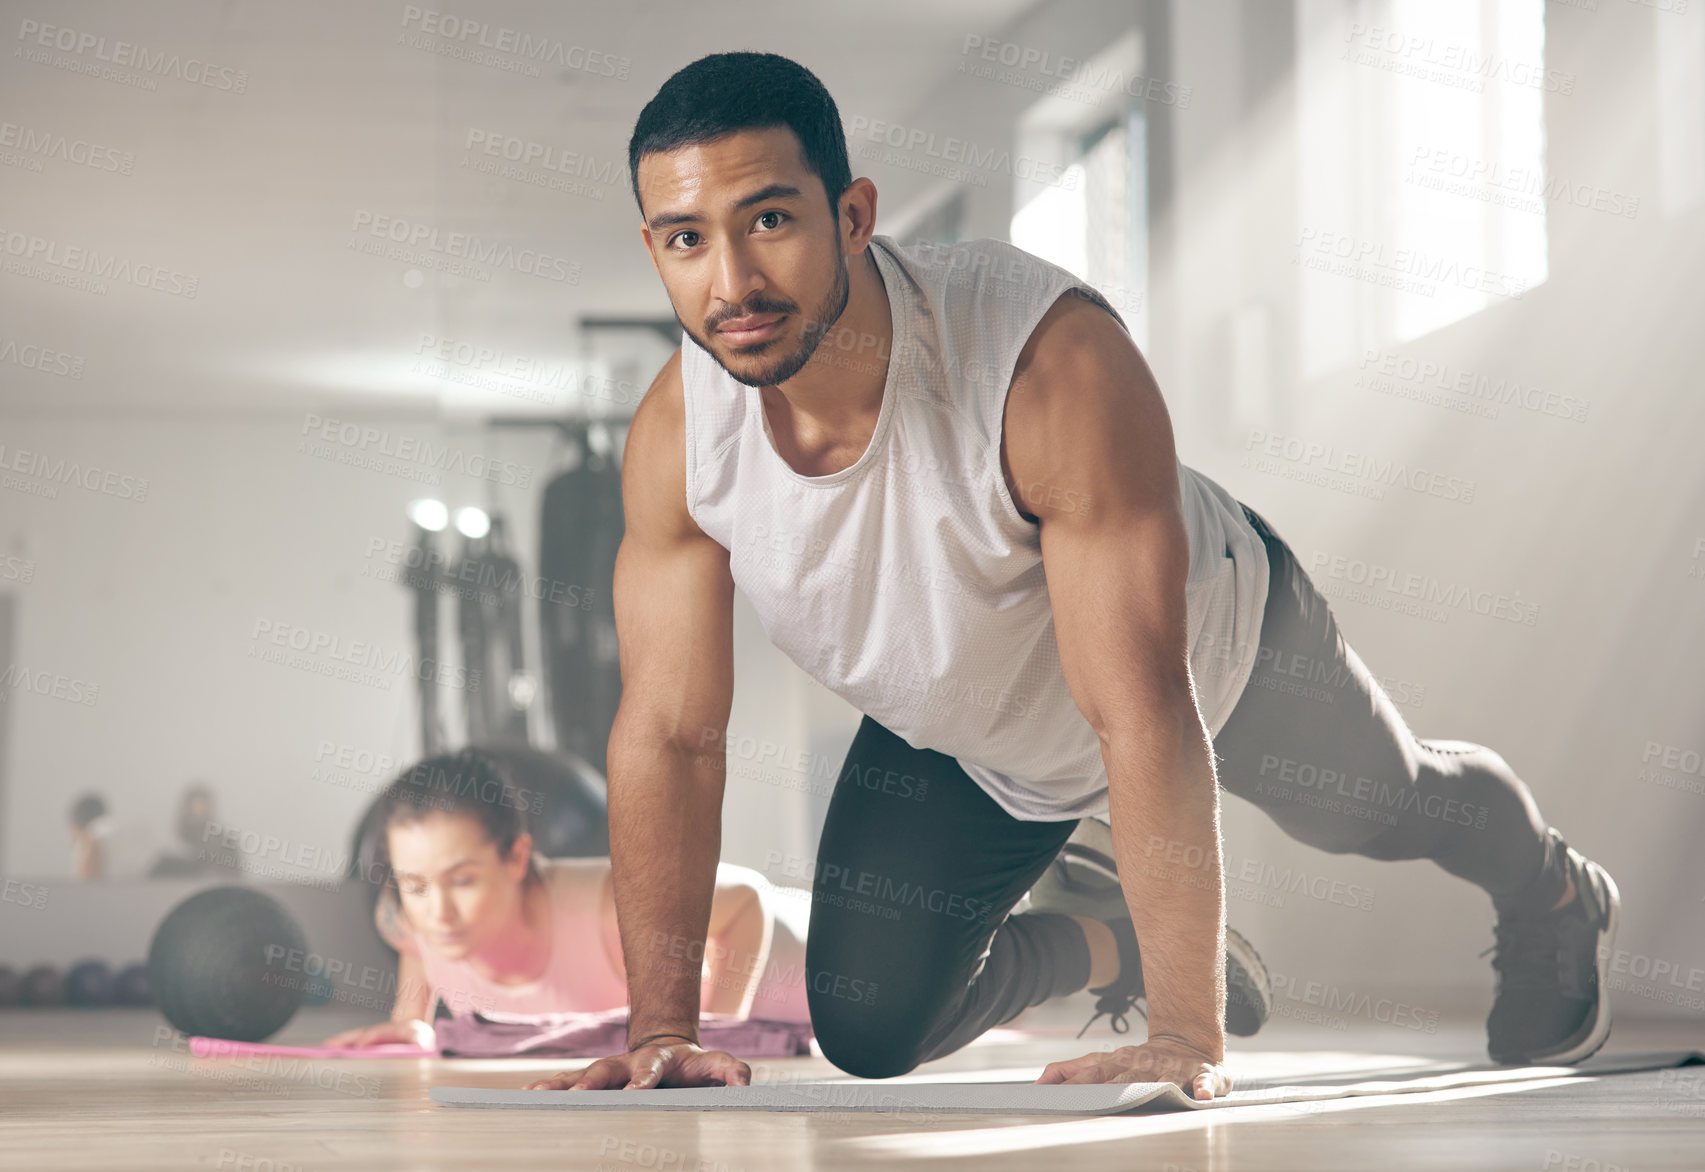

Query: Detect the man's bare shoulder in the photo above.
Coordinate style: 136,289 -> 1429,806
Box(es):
621,347 -> 705,542
1002,291 -> 1177,526
628,346 -> 685,453
1011,290 -> 1134,398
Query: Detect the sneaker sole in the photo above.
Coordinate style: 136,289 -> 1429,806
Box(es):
1491,860 -> 1620,1066
1223,926 -> 1272,1038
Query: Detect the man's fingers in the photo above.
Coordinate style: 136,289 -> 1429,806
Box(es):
1192,1071 -> 1216,1101
525,1046 -> 753,1092
525,1058 -> 621,1091
625,1054 -> 665,1089
524,1065 -> 593,1091
1036,1055 -> 1096,1084
578,1059 -> 630,1090
706,1055 -> 752,1087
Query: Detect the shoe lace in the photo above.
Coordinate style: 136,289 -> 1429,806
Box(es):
1478,911 -> 1564,992
1076,986 -> 1148,1039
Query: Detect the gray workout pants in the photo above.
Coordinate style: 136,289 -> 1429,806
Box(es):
804,502 -> 1566,1078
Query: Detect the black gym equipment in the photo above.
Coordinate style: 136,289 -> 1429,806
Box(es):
0,965 -> 20,1007
538,425 -> 625,777
404,527 -> 447,757
455,516 -> 532,748
65,959 -> 115,1006
476,742 -> 610,861
20,965 -> 65,1006
146,886 -> 309,1041
115,962 -> 151,1007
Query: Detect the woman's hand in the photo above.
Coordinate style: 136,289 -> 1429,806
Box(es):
323,1018 -> 435,1049
524,1038 -> 750,1091
1035,1035 -> 1231,1101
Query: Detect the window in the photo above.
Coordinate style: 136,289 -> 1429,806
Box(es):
1009,29 -> 1151,349
1295,0 -> 1550,378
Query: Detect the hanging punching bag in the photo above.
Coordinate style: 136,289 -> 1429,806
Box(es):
455,517 -> 531,748
406,527 -> 446,757
538,424 -> 625,776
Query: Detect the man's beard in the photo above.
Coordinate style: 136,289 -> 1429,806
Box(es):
684,251 -> 851,388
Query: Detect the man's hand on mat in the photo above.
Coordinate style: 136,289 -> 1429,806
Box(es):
1035,1035 -> 1231,1100
523,1040 -> 752,1091
323,1019 -> 434,1049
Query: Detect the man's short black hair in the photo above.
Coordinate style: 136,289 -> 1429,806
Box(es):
628,51 -> 851,221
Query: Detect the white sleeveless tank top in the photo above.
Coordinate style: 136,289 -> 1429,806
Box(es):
680,235 -> 1269,820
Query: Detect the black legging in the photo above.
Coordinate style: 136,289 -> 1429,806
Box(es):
804,503 -> 1566,1079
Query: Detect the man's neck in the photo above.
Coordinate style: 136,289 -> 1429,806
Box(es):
765,248 -> 892,428
757,249 -> 893,476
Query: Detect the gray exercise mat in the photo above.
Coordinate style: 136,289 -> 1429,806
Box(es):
431,1049 -> 1703,1115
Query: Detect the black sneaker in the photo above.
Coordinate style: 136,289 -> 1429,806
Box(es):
1073,917 -> 1272,1039
1483,828 -> 1620,1065
1029,820 -> 1272,1038
1022,819 -> 1117,912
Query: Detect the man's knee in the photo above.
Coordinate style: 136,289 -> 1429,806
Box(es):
807,974 -> 923,1079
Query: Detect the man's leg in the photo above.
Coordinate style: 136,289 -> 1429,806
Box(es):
804,716 -> 1085,1079
1211,503 -> 1618,1062
1212,503 -> 1565,907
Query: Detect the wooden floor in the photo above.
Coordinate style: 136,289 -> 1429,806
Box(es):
4,1001 -> 1703,1171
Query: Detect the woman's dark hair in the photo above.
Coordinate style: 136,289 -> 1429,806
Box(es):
69,793 -> 107,829
372,749 -> 528,875
628,51 -> 851,220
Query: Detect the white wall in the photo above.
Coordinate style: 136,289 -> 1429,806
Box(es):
0,413 -> 816,883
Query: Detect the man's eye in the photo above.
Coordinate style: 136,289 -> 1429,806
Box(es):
669,231 -> 700,250
756,211 -> 787,230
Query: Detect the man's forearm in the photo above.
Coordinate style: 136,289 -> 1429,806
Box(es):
608,726 -> 727,1044
1103,699 -> 1226,1055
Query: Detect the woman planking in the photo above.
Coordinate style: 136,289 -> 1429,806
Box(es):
324,750 -> 809,1048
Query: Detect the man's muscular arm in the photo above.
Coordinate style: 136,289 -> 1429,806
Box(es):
527,349 -> 747,1090
1003,292 -> 1229,1100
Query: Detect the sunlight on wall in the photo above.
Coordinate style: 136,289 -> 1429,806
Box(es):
1011,161 -> 1088,279
1656,0 -> 1705,215
1008,29 -> 1150,350
1296,0 -> 1551,379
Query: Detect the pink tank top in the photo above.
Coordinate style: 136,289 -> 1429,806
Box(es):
375,856 -> 811,1022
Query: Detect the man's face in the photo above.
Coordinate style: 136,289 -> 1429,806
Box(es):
638,126 -> 850,388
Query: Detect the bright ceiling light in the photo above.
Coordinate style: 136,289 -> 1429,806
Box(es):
407,498 -> 448,532
455,506 -> 491,539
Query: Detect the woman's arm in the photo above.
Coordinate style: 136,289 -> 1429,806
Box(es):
324,893 -> 437,1047
595,859 -> 775,1018
391,946 -> 435,1025
700,869 -> 774,1017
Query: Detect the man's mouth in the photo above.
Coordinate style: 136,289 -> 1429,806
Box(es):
717,314 -> 784,342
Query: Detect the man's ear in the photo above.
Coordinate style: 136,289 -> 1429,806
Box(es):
639,225 -> 661,278
837,176 -> 879,253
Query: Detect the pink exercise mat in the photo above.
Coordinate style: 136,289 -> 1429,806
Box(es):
188,1037 -> 432,1059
